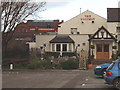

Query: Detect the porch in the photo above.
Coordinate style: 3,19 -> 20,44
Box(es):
88,26 -> 117,60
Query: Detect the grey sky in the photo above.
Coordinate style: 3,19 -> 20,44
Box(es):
29,0 -> 120,21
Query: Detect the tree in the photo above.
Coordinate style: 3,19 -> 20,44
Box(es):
1,0 -> 46,57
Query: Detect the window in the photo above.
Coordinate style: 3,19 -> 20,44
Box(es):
71,28 -> 77,34
62,44 -> 67,51
97,44 -> 102,52
47,24 -> 51,28
30,28 -> 35,30
38,28 -> 54,30
35,28 -> 38,31
69,44 -> 72,51
107,62 -> 115,70
21,28 -> 26,32
56,44 -> 61,51
116,27 -> 120,33
119,63 -> 120,69
104,44 -> 109,52
52,44 -> 55,51
82,43 -> 86,46
52,43 -> 73,52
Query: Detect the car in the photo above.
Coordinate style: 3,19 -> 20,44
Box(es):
104,59 -> 120,89
94,63 -> 110,76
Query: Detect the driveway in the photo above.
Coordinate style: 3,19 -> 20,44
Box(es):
2,69 -> 116,89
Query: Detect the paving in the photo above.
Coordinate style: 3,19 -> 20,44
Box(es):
2,68 -> 116,89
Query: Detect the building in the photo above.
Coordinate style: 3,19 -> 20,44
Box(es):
29,9 -> 119,60
107,8 -> 120,54
14,20 -> 63,41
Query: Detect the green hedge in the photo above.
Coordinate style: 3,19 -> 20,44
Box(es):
27,60 -> 51,69
60,59 -> 79,70
45,52 -> 76,58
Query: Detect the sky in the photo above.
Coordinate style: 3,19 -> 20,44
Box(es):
32,0 -> 120,21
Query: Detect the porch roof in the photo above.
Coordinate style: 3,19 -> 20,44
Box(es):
50,35 -> 74,43
88,26 -> 117,41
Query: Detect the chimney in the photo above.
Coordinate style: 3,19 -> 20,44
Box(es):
80,8 -> 81,14
118,1 -> 120,8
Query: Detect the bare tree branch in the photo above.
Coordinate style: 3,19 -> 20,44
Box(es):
1,0 -> 46,56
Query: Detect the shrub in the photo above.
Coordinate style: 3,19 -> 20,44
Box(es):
27,60 -> 51,69
27,60 -> 41,69
54,64 -> 62,69
60,59 -> 79,70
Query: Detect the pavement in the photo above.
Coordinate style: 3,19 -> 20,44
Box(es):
2,67 -> 117,89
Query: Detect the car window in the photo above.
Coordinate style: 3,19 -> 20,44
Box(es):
107,62 -> 114,70
119,63 -> 120,69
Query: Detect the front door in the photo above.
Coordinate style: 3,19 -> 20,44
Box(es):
96,44 -> 109,59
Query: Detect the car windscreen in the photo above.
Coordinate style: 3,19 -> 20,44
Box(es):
107,62 -> 115,70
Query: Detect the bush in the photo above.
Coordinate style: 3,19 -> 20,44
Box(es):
27,60 -> 51,69
60,59 -> 79,70
27,60 -> 41,69
54,64 -> 62,69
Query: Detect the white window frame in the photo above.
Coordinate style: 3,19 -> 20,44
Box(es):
51,43 -> 73,52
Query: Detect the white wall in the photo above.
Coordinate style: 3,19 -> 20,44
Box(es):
107,22 -> 119,34
69,35 -> 89,53
35,34 -> 89,53
27,42 -> 36,50
58,10 -> 107,34
36,35 -> 56,52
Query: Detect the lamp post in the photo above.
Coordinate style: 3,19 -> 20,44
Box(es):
40,46 -> 44,60
75,44 -> 80,52
43,43 -> 46,52
75,44 -> 80,69
40,43 -> 46,60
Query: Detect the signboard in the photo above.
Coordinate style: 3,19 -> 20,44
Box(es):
81,15 -> 95,21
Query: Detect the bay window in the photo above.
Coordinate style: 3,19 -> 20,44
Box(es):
51,43 -> 73,52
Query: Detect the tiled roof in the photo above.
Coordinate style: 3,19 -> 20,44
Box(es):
107,8 -> 120,22
27,20 -> 61,27
50,35 -> 74,43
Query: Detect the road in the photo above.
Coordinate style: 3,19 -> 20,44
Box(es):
2,68 -> 117,89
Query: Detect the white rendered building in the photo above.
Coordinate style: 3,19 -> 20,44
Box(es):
29,9 -> 120,60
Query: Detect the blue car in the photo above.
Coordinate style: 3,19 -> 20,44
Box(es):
104,59 -> 120,89
94,63 -> 110,76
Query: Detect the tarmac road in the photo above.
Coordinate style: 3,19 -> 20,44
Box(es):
2,69 -> 117,89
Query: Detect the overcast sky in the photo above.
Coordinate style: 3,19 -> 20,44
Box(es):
33,0 -> 120,21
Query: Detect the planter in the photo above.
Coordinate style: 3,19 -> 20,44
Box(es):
91,55 -> 94,60
87,64 -> 93,69
112,46 -> 117,49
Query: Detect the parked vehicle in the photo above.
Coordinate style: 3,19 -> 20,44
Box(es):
104,59 -> 120,89
94,63 -> 110,76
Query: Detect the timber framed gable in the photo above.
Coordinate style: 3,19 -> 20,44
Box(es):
89,26 -> 117,41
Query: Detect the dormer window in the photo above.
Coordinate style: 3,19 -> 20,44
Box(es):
71,28 -> 77,34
